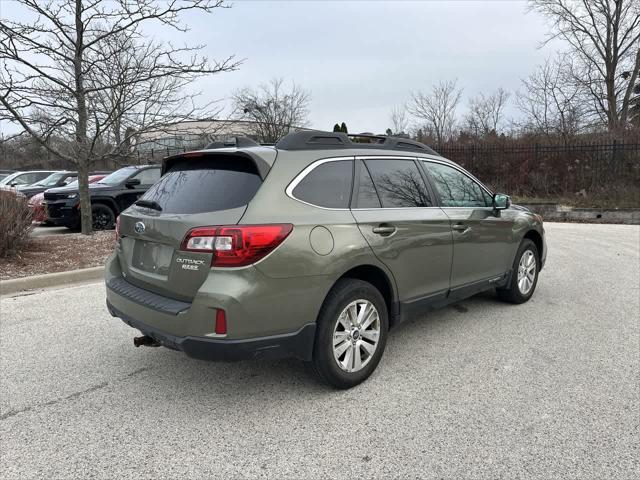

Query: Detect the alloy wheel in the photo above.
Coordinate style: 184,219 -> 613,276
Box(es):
92,210 -> 110,230
332,299 -> 380,373
517,250 -> 536,295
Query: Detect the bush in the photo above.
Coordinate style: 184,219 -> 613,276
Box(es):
0,190 -> 33,257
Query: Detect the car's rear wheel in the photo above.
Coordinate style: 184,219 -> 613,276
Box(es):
311,278 -> 388,389
497,238 -> 539,304
92,204 -> 115,230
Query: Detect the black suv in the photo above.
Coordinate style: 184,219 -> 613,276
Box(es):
44,165 -> 161,230
17,171 -> 78,198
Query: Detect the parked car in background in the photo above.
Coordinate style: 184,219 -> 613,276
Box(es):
0,169 -> 16,182
0,170 -> 59,190
17,171 -> 78,199
29,174 -> 108,223
105,131 -> 546,389
44,165 -> 161,230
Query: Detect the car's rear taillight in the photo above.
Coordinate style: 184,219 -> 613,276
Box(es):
180,224 -> 293,267
115,215 -> 121,241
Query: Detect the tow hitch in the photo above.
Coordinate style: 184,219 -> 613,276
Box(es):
133,335 -> 160,348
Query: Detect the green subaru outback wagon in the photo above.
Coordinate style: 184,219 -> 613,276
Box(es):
106,131 -> 546,388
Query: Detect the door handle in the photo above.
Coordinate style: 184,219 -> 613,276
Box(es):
372,225 -> 397,236
452,223 -> 470,233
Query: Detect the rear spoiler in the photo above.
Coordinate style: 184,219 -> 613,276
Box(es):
162,150 -> 274,179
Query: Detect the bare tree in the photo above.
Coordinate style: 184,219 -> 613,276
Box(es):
0,0 -> 240,234
631,80 -> 640,126
465,88 -> 510,137
516,55 -> 586,141
530,0 -> 640,132
408,80 -> 463,145
374,169 -> 433,207
88,32 -> 231,161
389,105 -> 409,135
232,78 -> 310,143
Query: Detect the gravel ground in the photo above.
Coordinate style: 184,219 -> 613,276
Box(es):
1,222 -> 638,479
0,231 -> 114,280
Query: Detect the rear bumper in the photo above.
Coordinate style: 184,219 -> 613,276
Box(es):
107,300 -> 316,362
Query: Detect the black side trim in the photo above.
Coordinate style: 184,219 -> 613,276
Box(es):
106,277 -> 191,315
107,301 -> 316,362
399,290 -> 449,322
448,273 -> 508,301
398,273 -> 510,322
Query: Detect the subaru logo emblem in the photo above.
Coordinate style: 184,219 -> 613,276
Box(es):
134,221 -> 145,234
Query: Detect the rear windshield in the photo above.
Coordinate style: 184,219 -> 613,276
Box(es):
139,157 -> 262,214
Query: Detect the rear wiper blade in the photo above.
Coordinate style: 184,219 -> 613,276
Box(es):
135,199 -> 162,211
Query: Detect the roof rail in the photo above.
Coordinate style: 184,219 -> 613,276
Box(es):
275,130 -> 439,155
204,136 -> 261,149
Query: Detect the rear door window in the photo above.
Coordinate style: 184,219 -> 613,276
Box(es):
355,162 -> 382,208
292,160 -> 353,208
131,168 -> 161,187
16,172 -> 43,185
364,159 -> 433,208
139,158 -> 261,214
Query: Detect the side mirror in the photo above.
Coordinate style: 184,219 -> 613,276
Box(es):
125,178 -> 141,188
493,193 -> 511,210
9,182 -> 18,187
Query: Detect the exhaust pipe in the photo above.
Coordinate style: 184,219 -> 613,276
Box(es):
133,335 -> 160,348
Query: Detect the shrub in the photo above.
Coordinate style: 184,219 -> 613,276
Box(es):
0,190 -> 33,257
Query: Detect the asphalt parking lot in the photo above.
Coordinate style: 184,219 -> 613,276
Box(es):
1,222 -> 638,479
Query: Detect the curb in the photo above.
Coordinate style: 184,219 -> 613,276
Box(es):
0,266 -> 104,296
521,204 -> 640,225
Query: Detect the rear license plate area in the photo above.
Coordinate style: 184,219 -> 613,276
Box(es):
132,240 -> 173,276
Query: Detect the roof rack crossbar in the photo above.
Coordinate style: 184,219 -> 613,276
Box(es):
274,130 -> 439,155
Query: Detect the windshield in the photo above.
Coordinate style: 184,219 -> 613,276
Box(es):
34,172 -> 68,187
97,167 -> 137,185
0,172 -> 21,186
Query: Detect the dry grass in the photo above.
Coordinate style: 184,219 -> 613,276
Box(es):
0,191 -> 33,257
0,231 -> 115,281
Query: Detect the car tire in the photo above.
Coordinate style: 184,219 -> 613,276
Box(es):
91,204 -> 115,230
496,238 -> 540,304
311,278 -> 389,389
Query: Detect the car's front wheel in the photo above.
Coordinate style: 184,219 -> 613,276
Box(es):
311,279 -> 388,389
497,238 -> 540,304
91,204 -> 115,230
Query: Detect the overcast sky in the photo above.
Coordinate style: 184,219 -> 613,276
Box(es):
1,0 -> 563,135
171,0 -> 562,133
